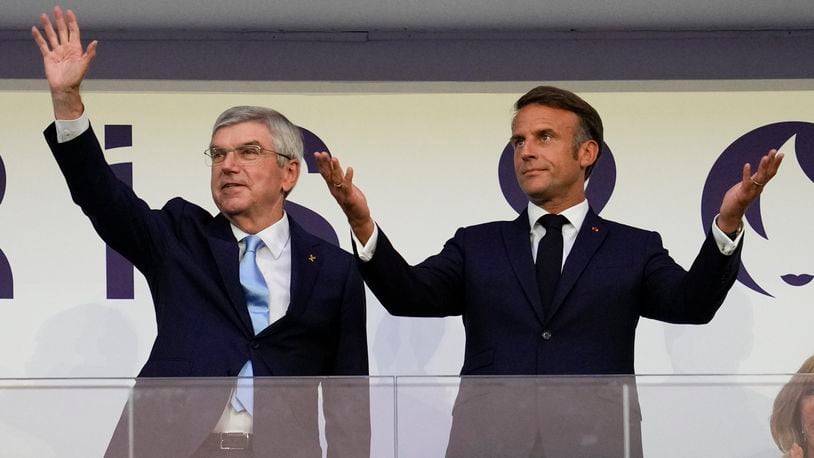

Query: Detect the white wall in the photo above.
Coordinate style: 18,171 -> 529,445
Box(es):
0,80 -> 812,456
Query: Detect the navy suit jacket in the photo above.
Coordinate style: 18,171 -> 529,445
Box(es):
361,209 -> 740,456
45,124 -> 369,457
360,208 -> 741,376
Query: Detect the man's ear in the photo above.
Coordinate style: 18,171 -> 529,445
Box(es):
282,160 -> 301,194
579,140 -> 600,169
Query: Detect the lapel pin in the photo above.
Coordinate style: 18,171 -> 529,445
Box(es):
591,226 -> 600,232
308,254 -> 317,262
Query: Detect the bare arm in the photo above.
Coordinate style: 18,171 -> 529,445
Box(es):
32,6 -> 97,120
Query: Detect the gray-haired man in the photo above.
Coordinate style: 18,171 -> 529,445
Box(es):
34,7 -> 369,457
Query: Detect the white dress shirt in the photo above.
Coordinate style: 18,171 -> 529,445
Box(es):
231,217 -> 292,326
54,112 -> 90,143
215,215 -> 292,433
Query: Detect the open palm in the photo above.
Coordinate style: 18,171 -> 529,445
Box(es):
32,7 -> 96,93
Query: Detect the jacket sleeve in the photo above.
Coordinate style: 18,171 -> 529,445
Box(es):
640,229 -> 743,324
357,225 -> 467,317
45,122 -> 165,272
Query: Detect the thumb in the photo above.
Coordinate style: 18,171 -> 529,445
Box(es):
84,40 -> 98,62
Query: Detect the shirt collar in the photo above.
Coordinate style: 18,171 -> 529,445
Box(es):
230,213 -> 291,259
527,199 -> 589,234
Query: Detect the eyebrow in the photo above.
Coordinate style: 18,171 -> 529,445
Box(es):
509,128 -> 557,143
209,140 -> 264,149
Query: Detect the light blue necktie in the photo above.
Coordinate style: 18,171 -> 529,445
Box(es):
231,235 -> 270,416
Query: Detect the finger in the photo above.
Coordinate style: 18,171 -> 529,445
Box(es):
753,154 -> 769,178
40,13 -> 59,51
330,157 -> 346,184
313,152 -> 337,182
766,150 -> 784,177
31,27 -> 50,57
741,162 -> 751,186
752,149 -> 783,184
54,6 -> 69,45
313,152 -> 328,174
84,40 -> 98,62
760,148 -> 778,167
66,9 -> 80,43
345,166 -> 355,187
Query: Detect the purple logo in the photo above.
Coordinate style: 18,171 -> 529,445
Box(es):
285,127 -> 339,247
105,125 -> 136,300
498,142 -> 617,214
701,122 -> 814,296
0,153 -> 12,298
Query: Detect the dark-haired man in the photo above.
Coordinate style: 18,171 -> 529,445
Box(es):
316,85 -> 782,456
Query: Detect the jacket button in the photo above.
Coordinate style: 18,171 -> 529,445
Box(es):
251,342 -> 260,349
541,331 -> 552,340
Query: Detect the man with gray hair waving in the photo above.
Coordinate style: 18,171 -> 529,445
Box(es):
33,7 -> 369,457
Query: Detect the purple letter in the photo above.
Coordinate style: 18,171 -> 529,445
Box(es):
105,125 -> 135,300
0,155 -> 12,298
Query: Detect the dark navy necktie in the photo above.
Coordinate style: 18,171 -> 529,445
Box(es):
536,214 -> 569,317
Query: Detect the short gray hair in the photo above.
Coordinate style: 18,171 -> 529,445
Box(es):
212,106 -> 304,167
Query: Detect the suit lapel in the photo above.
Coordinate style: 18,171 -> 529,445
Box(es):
286,218 -> 323,319
502,210 -> 546,325
206,214 -> 254,336
546,208 -> 608,324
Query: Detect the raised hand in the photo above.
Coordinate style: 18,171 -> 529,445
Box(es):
314,152 -> 375,244
717,149 -> 784,234
31,6 -> 97,119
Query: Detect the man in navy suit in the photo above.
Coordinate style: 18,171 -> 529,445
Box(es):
34,8 -> 369,457
315,86 -> 782,455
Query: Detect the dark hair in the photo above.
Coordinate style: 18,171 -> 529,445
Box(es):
514,86 -> 604,178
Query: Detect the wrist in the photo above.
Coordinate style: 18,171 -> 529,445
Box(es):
716,214 -> 743,237
349,217 -> 374,245
51,89 -> 84,120
725,222 -> 743,240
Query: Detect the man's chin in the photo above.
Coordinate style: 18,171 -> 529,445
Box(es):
214,199 -> 248,218
519,186 -> 549,203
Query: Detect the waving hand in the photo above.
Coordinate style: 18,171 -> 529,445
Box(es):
32,6 -> 97,119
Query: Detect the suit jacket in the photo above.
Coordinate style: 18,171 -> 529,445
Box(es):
359,208 -> 741,456
45,124 -> 370,457
361,208 -> 740,376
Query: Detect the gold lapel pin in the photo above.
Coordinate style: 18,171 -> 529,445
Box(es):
591,226 -> 600,232
308,254 -> 317,262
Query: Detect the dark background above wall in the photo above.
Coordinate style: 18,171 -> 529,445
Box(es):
3,30 -> 814,81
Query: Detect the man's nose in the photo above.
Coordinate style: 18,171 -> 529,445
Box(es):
518,143 -> 537,159
220,150 -> 241,171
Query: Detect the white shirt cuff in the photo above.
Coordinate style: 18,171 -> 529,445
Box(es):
55,111 -> 90,143
352,223 -> 379,262
711,215 -> 743,256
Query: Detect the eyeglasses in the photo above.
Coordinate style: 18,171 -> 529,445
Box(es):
204,144 -> 293,166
